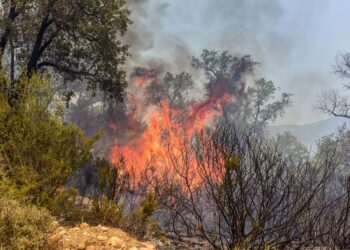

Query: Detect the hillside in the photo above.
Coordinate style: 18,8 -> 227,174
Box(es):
268,117 -> 350,146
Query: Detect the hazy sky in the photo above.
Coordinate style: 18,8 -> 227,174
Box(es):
127,0 -> 350,125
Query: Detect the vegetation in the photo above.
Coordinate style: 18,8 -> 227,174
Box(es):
276,131 -> 309,163
0,74 -> 97,206
0,2 -> 349,248
191,50 -> 292,133
0,195 -> 55,250
0,0 -> 131,102
144,125 -> 349,249
82,160 -> 160,240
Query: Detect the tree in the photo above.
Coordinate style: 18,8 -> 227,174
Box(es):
314,124 -> 350,170
146,72 -> 194,109
192,50 -> 292,133
191,49 -> 257,94
144,124 -> 343,249
0,0 -> 131,102
317,53 -> 350,118
276,131 -> 309,163
233,79 -> 292,134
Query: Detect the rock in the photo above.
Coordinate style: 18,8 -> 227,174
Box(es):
102,247 -> 116,250
86,246 -> 95,250
97,235 -> 108,241
101,226 -> 108,231
58,230 -> 67,235
77,239 -> 87,250
80,222 -> 89,229
107,236 -> 124,248
143,242 -> 155,249
73,227 -> 81,231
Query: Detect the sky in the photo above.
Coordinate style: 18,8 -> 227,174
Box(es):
126,0 -> 350,125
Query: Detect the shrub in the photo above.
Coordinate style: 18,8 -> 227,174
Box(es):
0,74 -> 98,207
0,196 -> 55,250
125,193 -> 160,239
90,194 -> 125,226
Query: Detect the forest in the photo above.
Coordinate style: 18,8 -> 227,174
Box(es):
1,1 -> 350,249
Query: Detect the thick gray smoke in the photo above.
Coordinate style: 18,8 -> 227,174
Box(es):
124,0 -> 194,73
67,0 -> 346,158
124,0 -> 341,125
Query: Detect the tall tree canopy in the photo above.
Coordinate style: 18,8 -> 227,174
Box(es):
0,0 -> 131,101
192,50 -> 292,133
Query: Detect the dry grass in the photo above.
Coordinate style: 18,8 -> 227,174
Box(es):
0,196 -> 55,250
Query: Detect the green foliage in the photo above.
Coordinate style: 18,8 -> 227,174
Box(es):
146,72 -> 194,109
83,193 -> 159,239
97,159 -> 119,200
276,132 -> 309,163
191,49 -> 257,88
0,74 -> 97,206
126,193 -> 159,239
225,156 -> 240,171
191,50 -> 292,133
90,194 -> 125,227
1,0 -> 131,101
140,193 -> 158,220
236,78 -> 292,133
314,125 -> 347,164
0,195 -> 55,250
46,188 -> 78,218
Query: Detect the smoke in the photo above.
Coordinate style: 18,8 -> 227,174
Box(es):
124,0 -> 194,74
124,0 -> 342,125
67,0 -> 346,161
109,65 -> 252,178
199,0 -> 334,125
69,0 -> 284,157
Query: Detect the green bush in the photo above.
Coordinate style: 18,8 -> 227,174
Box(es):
125,193 -> 160,239
91,194 -> 125,226
0,196 -> 55,250
83,191 -> 160,240
0,74 -> 98,207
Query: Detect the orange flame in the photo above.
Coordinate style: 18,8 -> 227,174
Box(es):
135,75 -> 152,86
109,73 -> 236,182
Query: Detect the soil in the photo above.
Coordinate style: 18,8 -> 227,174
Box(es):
48,222 -> 156,250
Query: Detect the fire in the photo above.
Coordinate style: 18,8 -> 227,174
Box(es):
135,75 -> 152,86
109,70 -> 239,182
132,67 -> 157,86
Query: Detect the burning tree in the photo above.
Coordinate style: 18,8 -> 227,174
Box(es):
108,50 -> 291,180
62,49 -> 299,247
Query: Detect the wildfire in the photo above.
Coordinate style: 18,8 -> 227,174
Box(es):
109,69 -> 240,181
132,67 -> 158,86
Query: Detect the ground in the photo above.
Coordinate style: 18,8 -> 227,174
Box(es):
48,223 -> 156,250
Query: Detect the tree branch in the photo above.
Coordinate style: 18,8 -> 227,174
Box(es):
0,4 -> 19,59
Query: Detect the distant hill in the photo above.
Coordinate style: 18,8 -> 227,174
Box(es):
268,117 -> 350,146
